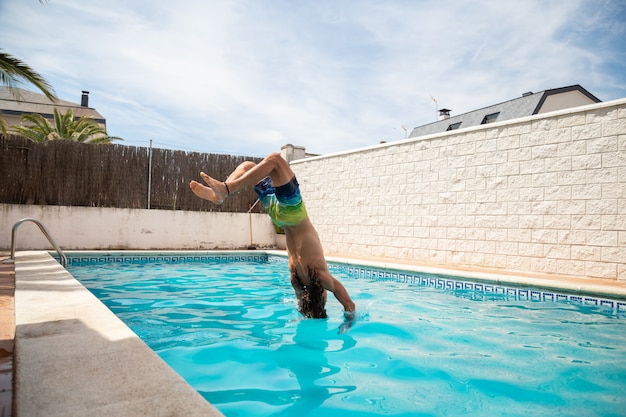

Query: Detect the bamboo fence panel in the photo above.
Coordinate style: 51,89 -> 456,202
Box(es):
0,135 -> 264,213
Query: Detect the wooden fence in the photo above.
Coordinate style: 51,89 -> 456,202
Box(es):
0,135 -> 264,213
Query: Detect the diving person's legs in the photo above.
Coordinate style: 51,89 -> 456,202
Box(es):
190,152 -> 294,204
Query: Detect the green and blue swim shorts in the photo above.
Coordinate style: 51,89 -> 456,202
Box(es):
254,176 -> 308,228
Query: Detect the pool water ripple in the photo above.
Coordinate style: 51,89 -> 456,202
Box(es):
69,258 -> 626,417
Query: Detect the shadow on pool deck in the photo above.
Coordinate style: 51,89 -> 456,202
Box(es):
13,251 -> 224,417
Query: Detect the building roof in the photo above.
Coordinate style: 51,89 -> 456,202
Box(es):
0,87 -> 106,125
408,84 -> 600,138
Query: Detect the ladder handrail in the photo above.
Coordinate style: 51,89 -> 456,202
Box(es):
2,218 -> 67,268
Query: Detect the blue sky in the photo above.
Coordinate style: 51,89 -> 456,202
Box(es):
1,0 -> 625,156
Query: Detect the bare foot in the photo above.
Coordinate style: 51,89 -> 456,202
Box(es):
189,172 -> 228,204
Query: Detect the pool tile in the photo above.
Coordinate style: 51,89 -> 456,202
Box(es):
61,252 -> 626,318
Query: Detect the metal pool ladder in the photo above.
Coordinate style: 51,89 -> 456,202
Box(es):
2,218 -> 67,268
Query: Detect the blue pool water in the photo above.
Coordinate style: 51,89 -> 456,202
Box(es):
67,254 -> 626,417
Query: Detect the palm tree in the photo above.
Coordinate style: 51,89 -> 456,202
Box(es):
0,50 -> 56,100
0,49 -> 58,133
13,108 -> 122,144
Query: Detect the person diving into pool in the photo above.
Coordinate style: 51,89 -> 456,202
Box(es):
190,152 -> 356,321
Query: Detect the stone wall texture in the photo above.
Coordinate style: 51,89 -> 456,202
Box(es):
292,99 -> 626,281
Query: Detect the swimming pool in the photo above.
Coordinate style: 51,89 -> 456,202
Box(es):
67,252 -> 626,417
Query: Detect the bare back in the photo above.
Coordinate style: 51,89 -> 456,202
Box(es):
284,217 -> 328,280
190,152 -> 354,313
285,218 -> 355,313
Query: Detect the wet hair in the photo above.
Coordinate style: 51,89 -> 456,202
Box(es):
291,268 -> 327,319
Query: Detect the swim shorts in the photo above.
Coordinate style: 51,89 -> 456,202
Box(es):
254,176 -> 308,227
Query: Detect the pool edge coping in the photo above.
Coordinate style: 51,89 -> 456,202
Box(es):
266,250 -> 626,300
14,250 -> 225,417
320,254 -> 626,300
59,249 -> 626,300
14,249 -> 626,415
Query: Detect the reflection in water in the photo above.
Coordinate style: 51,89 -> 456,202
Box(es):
73,260 -> 626,416
200,319 -> 357,416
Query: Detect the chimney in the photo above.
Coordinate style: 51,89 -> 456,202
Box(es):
280,144 -> 307,162
438,108 -> 451,121
81,91 -> 89,107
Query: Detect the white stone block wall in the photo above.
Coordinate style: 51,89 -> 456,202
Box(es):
292,99 -> 626,281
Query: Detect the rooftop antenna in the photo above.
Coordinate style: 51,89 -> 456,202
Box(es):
430,94 -> 439,121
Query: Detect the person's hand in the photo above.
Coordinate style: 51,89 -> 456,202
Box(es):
338,310 -> 356,334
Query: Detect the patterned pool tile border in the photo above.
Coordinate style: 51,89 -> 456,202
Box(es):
62,252 -> 626,317
328,263 -> 626,316
66,253 -> 270,265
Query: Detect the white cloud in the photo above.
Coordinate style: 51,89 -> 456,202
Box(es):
1,0 -> 624,156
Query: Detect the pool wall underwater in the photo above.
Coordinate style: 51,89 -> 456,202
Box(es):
13,250 -> 626,416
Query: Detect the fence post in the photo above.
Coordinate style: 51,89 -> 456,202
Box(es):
147,139 -> 153,209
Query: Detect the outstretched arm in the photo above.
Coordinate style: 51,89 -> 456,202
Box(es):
318,270 -> 355,314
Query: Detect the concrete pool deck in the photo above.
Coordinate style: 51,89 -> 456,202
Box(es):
5,249 -> 626,416
11,251 -> 224,417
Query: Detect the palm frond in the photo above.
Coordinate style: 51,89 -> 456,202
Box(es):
0,49 -> 57,101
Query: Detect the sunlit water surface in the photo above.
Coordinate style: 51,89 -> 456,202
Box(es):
69,260 -> 626,417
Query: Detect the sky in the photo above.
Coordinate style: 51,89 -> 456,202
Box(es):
1,0 -> 625,157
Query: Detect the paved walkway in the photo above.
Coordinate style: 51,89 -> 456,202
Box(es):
13,251 -> 224,417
